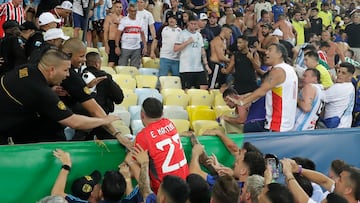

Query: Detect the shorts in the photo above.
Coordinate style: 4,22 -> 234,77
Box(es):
208,61 -> 227,89
108,40 -> 119,64
180,71 -> 208,89
92,19 -> 105,33
73,12 -> 86,30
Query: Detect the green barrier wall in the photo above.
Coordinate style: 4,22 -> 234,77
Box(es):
0,135 -> 244,203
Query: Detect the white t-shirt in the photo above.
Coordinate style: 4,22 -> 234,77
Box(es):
160,26 -> 182,60
254,2 -> 272,21
72,0 -> 89,16
324,82 -> 354,128
118,16 -> 143,50
176,29 -> 204,73
136,9 -> 155,42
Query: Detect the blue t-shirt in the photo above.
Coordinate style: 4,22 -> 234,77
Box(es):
65,194 -> 89,203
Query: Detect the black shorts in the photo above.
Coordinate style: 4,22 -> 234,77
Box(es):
108,40 -> 119,64
180,71 -> 208,89
208,61 -> 227,89
92,19 -> 105,33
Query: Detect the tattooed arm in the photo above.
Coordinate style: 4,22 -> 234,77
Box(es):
132,144 -> 153,199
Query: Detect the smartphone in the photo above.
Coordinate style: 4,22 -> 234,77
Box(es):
267,158 -> 279,179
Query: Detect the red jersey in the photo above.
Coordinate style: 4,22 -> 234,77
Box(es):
0,2 -> 25,37
135,118 -> 189,193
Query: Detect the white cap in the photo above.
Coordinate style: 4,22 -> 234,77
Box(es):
199,13 -> 208,20
44,28 -> 70,41
56,1 -> 73,11
271,28 -> 283,37
38,12 -> 61,26
350,6 -> 360,16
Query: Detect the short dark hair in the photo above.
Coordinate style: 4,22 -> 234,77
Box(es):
244,151 -> 266,176
292,157 -> 317,170
304,67 -> 321,84
270,43 -> 288,61
302,44 -> 316,52
339,62 -> 355,74
142,97 -> 163,118
320,40 -> 330,48
294,173 -> 313,197
266,183 -> 295,203
325,193 -> 349,203
221,24 -> 232,31
101,170 -> 126,201
304,50 -> 319,61
237,34 -> 249,42
343,166 -> 360,200
311,7 -> 319,12
162,175 -> 190,203
331,159 -> 348,176
223,88 -> 238,98
242,142 -> 262,156
86,52 -> 101,67
186,174 -> 210,203
212,175 -> 240,203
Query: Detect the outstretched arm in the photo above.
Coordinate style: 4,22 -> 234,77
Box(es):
51,149 -> 72,198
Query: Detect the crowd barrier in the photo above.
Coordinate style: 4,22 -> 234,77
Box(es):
0,128 -> 359,202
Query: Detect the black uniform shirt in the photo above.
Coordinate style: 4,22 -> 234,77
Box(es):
60,65 -> 93,108
0,65 -> 73,132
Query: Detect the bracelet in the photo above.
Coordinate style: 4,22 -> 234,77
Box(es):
113,131 -> 121,137
62,164 -> 71,172
287,177 -> 296,183
298,165 -> 302,174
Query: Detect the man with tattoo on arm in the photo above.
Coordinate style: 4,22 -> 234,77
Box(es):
134,98 -> 189,193
228,43 -> 298,132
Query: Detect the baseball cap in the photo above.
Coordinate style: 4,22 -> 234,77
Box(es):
2,20 -> 22,30
71,170 -> 102,200
261,23 -> 273,30
271,28 -> 283,37
44,28 -> 70,41
350,6 -> 360,16
56,1 -> 73,11
39,12 -> 61,26
209,12 -> 219,18
21,21 -> 38,31
199,13 -> 208,20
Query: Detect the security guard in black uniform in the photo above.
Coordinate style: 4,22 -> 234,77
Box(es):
59,38 -> 132,148
0,49 -> 119,144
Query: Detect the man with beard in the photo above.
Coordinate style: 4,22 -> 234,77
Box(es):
228,43 -> 298,132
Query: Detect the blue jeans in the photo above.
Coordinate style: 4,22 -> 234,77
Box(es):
159,58 -> 180,76
243,120 -> 266,133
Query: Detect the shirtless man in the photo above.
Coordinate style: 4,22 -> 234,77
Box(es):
255,23 -> 279,57
273,14 -> 296,46
253,10 -> 271,42
208,24 -> 232,90
321,30 -> 345,73
244,4 -> 256,34
103,1 -> 123,67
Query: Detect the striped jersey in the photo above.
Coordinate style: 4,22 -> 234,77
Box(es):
265,62 -> 298,132
92,0 -> 112,21
0,2 -> 25,37
293,84 -> 324,131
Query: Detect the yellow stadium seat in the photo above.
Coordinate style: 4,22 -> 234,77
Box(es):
220,119 -> 243,134
214,105 -> 235,118
139,68 -> 159,76
163,92 -> 189,109
210,89 -> 221,96
112,74 -> 137,90
98,47 -> 109,66
159,76 -> 182,89
62,26 -> 74,37
191,108 -> 216,122
192,120 -> 220,136
213,93 -> 227,107
115,66 -> 139,77
101,66 -> 117,75
135,75 -> 158,88
189,92 -> 214,106
186,105 -> 210,121
119,90 -> 138,110
170,119 -> 190,134
86,47 -> 100,54
161,88 -> 185,98
186,88 -> 210,96
142,57 -> 160,68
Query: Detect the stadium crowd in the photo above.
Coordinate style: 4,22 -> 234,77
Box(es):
0,0 -> 360,202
